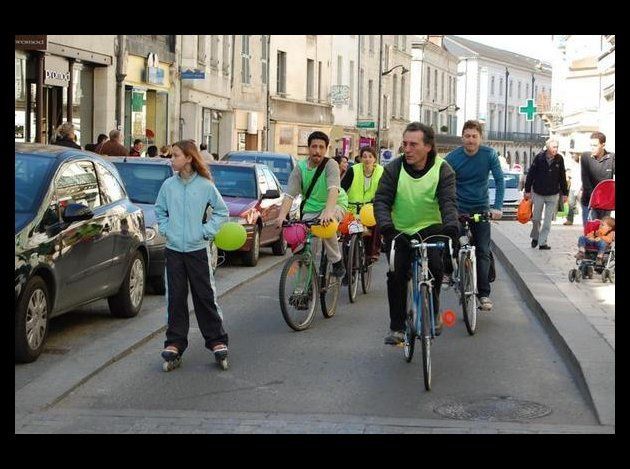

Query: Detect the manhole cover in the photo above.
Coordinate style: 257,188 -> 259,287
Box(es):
434,396 -> 552,422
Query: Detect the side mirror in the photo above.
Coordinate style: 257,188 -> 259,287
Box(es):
262,189 -> 281,199
62,203 -> 94,223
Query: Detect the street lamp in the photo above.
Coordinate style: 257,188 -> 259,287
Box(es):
438,103 -> 459,135
503,67 -> 509,162
376,36 -> 409,155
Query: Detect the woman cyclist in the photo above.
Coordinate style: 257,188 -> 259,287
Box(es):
341,146 -> 384,263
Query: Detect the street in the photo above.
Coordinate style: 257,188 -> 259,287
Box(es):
16,248 -> 605,433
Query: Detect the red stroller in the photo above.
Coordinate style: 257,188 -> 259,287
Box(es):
569,179 -> 615,283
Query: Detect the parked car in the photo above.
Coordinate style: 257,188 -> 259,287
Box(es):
15,144 -> 148,363
223,151 -> 301,220
489,170 -> 524,219
208,161 -> 288,266
107,157 -> 220,294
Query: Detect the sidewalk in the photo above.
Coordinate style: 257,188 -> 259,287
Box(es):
490,218 -> 615,427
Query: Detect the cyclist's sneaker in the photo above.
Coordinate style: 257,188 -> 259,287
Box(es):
331,260 -> 346,278
384,330 -> 405,345
479,297 -> 493,311
434,313 -> 443,336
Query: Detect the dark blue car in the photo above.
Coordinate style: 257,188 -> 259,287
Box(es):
15,144 -> 148,363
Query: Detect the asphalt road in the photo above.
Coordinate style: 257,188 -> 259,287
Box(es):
37,254 -> 598,431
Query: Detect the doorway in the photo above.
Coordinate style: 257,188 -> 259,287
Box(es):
44,86 -> 64,144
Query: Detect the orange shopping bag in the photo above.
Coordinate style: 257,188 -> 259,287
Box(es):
517,198 -> 533,224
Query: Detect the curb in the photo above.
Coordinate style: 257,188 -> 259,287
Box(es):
491,229 -> 614,427
15,253 -> 290,414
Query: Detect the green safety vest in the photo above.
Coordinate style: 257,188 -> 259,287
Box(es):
346,163 -> 384,214
298,159 -> 348,213
392,157 -> 444,235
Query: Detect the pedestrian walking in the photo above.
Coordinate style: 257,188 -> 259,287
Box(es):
92,133 -> 109,154
98,129 -> 129,156
147,145 -> 158,158
154,140 -> 230,370
564,150 -> 582,225
199,142 -> 214,163
581,131 -> 615,224
524,138 -> 568,250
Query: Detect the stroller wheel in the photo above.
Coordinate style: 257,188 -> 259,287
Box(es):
575,269 -> 582,282
569,269 -> 577,283
601,270 -> 609,283
587,266 -> 594,279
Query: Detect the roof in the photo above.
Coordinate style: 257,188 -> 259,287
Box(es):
444,36 -> 552,73
210,160 -> 261,170
224,151 -> 293,159
15,143 -> 85,158
103,156 -> 173,166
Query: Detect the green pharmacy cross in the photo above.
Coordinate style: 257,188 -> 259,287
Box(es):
519,99 -> 537,121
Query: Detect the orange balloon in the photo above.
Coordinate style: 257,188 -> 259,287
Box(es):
442,309 -> 456,327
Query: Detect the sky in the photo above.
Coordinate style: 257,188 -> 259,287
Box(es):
457,35 -> 555,63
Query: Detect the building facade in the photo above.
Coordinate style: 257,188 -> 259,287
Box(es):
445,36 -> 552,170
548,35 -> 615,155
15,35 -> 116,147
268,35 -> 334,159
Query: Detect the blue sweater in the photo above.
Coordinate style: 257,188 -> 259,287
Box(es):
445,145 -> 505,213
155,172 -> 229,253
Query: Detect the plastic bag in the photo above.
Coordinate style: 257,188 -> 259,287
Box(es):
517,198 -> 533,224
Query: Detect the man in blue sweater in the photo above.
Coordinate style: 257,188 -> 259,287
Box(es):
445,121 -> 504,311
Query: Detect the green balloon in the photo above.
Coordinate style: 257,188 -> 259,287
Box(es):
214,222 -> 247,251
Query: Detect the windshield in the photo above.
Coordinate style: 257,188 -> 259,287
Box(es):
227,154 -> 292,185
15,154 -> 55,213
112,163 -> 172,204
211,166 -> 257,198
489,173 -> 520,189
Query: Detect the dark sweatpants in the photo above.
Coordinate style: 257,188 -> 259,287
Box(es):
164,247 -> 228,353
385,225 -> 444,332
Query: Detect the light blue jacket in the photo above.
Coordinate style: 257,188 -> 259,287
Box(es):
155,172 -> 229,253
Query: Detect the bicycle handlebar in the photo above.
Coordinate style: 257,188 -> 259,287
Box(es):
282,218 -> 321,228
458,211 -> 493,224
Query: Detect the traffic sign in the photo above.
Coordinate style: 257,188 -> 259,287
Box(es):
356,121 -> 375,129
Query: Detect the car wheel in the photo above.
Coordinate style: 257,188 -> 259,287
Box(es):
242,227 -> 260,267
108,251 -> 145,318
15,276 -> 50,363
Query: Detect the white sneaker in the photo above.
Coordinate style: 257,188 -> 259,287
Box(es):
479,297 -> 493,311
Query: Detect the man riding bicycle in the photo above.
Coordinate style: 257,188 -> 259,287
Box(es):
277,131 -> 349,278
374,122 -> 459,345
445,120 -> 504,311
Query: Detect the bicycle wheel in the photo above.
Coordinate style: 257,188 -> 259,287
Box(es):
404,280 -> 416,363
347,235 -> 360,303
320,249 -> 340,318
279,254 -> 317,331
360,237 -> 373,294
420,284 -> 432,391
460,254 -> 477,336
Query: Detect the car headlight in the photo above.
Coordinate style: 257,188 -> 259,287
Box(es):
146,227 -> 157,242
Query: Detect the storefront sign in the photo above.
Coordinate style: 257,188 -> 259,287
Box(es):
44,56 -> 70,86
356,121 -> 375,129
15,35 -> 47,50
146,67 -> 165,85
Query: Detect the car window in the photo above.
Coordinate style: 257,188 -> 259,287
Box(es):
15,154 -> 55,213
261,166 -> 279,192
489,173 -> 520,189
258,157 -> 292,185
113,163 -> 172,204
95,162 -> 126,205
257,167 -> 269,195
210,166 -> 257,198
56,161 -> 102,210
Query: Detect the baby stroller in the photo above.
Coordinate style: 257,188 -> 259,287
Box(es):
568,179 -> 615,283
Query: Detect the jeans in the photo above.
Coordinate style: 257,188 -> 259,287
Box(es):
302,206 -> 346,263
530,192 -> 559,246
578,236 -> 608,256
462,217 -> 492,298
566,190 -> 580,223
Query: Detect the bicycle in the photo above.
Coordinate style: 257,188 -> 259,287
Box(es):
391,233 -> 452,391
446,212 -> 492,336
341,202 -> 375,303
279,219 -> 341,331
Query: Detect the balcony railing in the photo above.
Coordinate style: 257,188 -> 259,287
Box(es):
486,131 -> 548,143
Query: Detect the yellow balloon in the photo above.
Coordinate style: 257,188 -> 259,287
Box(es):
310,220 -> 339,239
359,204 -> 376,227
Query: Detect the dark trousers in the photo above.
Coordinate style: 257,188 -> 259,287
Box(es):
465,219 -> 492,298
164,247 -> 228,353
385,225 -> 443,332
